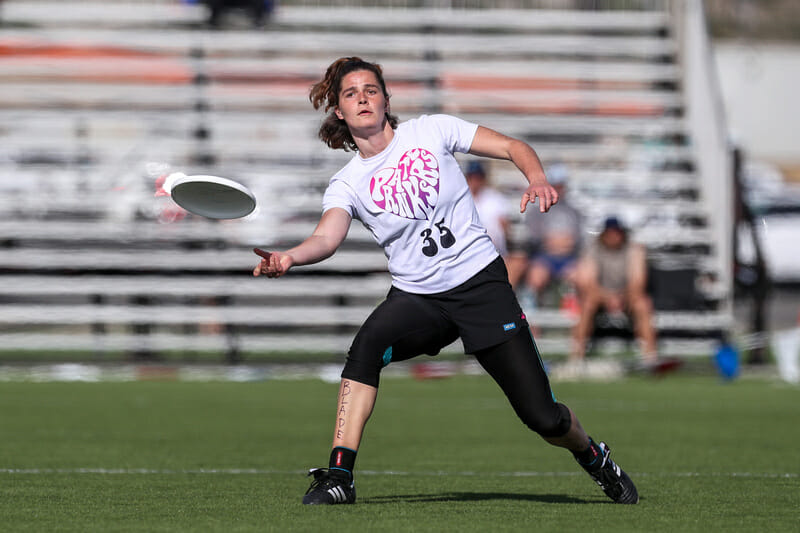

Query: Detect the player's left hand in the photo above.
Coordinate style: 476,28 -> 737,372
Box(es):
520,182 -> 559,213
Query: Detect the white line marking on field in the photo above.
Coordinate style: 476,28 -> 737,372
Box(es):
0,468 -> 796,479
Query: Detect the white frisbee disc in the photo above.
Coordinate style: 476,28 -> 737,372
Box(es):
168,174 -> 256,219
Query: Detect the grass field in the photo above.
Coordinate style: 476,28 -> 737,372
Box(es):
1,372 -> 798,532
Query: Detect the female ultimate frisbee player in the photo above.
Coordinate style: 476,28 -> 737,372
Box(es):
253,57 -> 638,505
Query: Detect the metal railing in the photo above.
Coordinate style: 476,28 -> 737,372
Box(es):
4,0 -> 669,10
671,0 -> 734,319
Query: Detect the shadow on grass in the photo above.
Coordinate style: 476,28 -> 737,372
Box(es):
362,492 -> 595,504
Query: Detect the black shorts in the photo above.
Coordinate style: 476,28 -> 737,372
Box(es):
342,257 -> 570,437
343,256 -> 528,386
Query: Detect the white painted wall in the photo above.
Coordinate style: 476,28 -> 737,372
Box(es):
714,42 -> 800,166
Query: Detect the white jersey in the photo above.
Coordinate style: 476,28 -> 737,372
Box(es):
322,114 -> 499,294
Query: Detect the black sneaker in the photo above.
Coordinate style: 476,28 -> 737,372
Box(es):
301,468 -> 356,505
580,441 -> 639,504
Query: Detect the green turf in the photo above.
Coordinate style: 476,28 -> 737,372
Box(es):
1,374 -> 798,531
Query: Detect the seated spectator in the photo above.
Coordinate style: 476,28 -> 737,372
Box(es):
508,163 -> 582,309
205,0 -> 273,28
571,216 -> 657,364
465,160 -> 511,259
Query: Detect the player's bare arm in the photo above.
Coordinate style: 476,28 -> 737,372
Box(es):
468,125 -> 558,213
253,207 -> 352,278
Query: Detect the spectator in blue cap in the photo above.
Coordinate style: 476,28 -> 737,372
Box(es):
572,216 -> 658,364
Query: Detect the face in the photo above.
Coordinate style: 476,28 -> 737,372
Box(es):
334,69 -> 388,132
466,173 -> 486,195
600,228 -> 625,249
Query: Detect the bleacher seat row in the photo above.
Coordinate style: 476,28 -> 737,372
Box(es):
0,0 -> 731,361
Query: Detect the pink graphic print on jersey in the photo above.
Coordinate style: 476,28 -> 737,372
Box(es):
369,148 -> 439,220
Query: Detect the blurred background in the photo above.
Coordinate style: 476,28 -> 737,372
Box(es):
0,0 -> 797,382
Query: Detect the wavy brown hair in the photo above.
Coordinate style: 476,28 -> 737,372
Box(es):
309,57 -> 399,152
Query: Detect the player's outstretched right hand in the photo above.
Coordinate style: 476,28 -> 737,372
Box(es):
253,248 -> 293,278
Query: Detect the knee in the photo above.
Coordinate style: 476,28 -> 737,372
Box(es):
527,263 -> 549,291
341,330 -> 390,388
519,401 -> 572,438
629,292 -> 653,317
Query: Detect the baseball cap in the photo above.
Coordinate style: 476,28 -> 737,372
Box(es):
602,216 -> 625,231
465,160 -> 486,177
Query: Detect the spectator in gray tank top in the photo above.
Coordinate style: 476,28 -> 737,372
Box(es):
571,216 -> 658,364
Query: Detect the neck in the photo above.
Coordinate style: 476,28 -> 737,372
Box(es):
353,120 -> 394,159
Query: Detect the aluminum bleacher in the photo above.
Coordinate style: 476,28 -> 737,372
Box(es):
0,0 -> 733,362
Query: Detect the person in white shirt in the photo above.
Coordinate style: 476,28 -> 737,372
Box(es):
252,57 -> 638,506
465,160 -> 511,258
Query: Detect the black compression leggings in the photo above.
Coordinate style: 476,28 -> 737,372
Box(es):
474,328 -> 572,438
